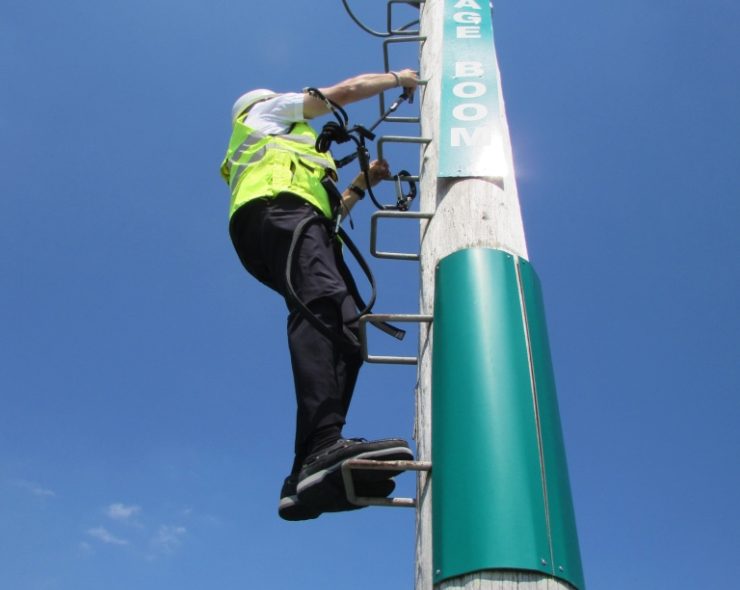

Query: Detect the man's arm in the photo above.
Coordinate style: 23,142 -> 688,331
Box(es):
338,159 -> 391,216
303,69 -> 419,119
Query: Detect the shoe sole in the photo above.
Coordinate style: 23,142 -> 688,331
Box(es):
279,479 -> 396,521
296,446 -> 413,510
278,495 -> 321,521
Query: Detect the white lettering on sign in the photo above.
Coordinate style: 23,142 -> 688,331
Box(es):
454,0 -> 482,38
454,0 -> 482,9
453,12 -> 482,25
453,81 -> 486,98
455,61 -> 484,78
441,0 -> 504,175
451,4 -> 489,136
456,25 -> 481,39
452,103 -> 488,121
451,126 -> 492,147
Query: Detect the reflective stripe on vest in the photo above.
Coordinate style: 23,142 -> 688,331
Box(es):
221,120 -> 337,219
227,141 -> 335,192
223,126 -> 334,192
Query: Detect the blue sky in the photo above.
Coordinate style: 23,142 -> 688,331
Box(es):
2,1 -> 739,589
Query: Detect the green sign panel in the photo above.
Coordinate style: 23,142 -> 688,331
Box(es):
439,0 -> 506,177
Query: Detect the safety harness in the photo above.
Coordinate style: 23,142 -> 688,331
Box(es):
284,88 -> 416,351
308,87 -> 417,212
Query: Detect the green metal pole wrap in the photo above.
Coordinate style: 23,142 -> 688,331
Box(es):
431,248 -> 584,590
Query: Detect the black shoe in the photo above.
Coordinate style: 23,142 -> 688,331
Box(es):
296,438 -> 413,513
278,473 -> 396,521
279,475 -> 321,521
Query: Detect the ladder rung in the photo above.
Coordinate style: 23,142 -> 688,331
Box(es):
370,210 -> 434,261
386,0 -> 422,37
377,134 -> 432,163
383,36 -> 427,77
341,458 -> 432,508
360,313 -> 433,364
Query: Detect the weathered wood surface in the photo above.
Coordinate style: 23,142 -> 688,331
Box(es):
439,571 -> 576,590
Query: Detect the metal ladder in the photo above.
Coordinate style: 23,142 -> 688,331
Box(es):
340,0 -> 433,509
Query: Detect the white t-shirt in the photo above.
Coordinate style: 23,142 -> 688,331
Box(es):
243,92 -> 306,135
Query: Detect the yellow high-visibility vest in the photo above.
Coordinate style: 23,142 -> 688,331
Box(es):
220,118 -> 337,219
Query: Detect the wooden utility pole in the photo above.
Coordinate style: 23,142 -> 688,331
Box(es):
415,2 -> 584,589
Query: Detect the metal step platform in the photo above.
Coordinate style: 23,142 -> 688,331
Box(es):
341,458 -> 432,508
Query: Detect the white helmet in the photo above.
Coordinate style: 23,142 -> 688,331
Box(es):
231,88 -> 277,121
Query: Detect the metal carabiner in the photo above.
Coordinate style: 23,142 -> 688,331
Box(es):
392,169 -> 417,211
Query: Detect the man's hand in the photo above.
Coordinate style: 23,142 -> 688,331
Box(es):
366,159 -> 391,188
341,159 -> 392,215
394,69 -> 419,100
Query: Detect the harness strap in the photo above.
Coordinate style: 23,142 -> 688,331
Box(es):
284,213 -> 405,352
307,87 -> 416,211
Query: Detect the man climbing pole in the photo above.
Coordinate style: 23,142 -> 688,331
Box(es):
221,69 -> 419,521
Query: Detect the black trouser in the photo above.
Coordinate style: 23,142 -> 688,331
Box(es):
229,195 -> 363,476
